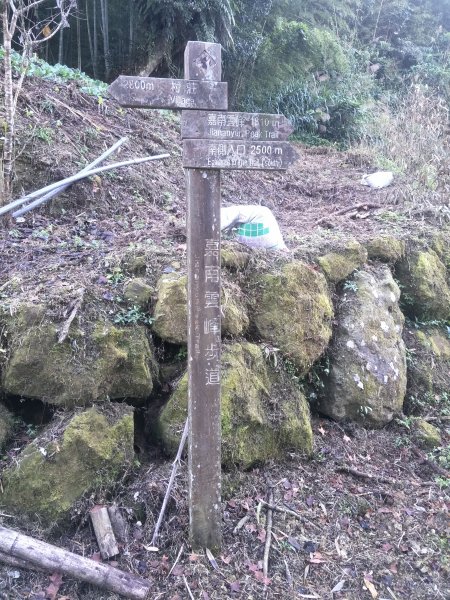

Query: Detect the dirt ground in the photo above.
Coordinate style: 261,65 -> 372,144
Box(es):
0,74 -> 449,599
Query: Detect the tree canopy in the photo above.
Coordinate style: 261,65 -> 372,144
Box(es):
4,0 -> 450,144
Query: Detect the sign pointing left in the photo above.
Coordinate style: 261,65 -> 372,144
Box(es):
108,75 -> 228,110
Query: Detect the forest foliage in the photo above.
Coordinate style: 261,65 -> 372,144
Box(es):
3,0 -> 450,147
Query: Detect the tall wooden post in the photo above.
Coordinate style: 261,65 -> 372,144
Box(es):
184,42 -> 222,551
108,42 -> 295,551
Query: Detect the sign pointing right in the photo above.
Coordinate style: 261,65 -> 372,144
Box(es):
181,110 -> 294,141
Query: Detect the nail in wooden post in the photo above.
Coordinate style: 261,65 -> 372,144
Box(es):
184,41 -> 223,552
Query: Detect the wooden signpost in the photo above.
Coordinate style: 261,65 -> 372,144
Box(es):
109,41 -> 296,552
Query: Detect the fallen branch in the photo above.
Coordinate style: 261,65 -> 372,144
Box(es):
183,575 -> 195,600
108,504 -> 129,544
58,288 -> 85,344
167,544 -> 184,579
0,152 -> 170,218
316,202 -> 381,225
263,487 -> 274,581
47,95 -> 106,131
336,465 -> 397,485
13,137 -> 128,217
151,419 -> 188,546
258,499 -> 302,520
0,525 -> 151,600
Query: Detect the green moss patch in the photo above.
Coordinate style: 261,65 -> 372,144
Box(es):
123,278 -> 153,308
396,250 -> 450,321
158,342 -> 312,469
366,236 -> 405,263
0,405 -> 134,523
250,261 -> 333,375
0,403 -> 14,449
317,240 -> 367,283
2,308 -> 157,407
152,274 -> 249,344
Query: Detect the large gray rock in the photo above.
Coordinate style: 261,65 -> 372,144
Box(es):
320,265 -> 407,426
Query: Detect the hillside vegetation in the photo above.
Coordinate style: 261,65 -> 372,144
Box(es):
0,2 -> 449,599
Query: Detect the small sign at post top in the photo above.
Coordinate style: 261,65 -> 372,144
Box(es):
108,75 -> 228,110
181,110 -> 293,141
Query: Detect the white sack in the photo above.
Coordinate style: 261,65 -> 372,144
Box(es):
361,171 -> 394,189
220,204 -> 287,250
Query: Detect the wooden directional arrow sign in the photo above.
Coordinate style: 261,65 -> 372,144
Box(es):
183,139 -> 297,170
181,110 -> 294,141
108,76 -> 228,110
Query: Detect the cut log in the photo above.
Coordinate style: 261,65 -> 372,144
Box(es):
0,526 -> 151,600
108,504 -> 129,544
90,505 -> 119,559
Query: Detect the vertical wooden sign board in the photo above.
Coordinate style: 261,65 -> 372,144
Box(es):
108,43 -> 296,553
184,41 -> 222,551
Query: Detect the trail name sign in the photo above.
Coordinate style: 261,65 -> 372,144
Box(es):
183,139 -> 296,170
181,110 -> 294,140
109,42 -> 296,552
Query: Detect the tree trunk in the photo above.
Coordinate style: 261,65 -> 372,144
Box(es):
99,0 -> 111,80
86,0 -> 98,79
77,11 -> 82,70
138,39 -> 168,76
93,0 -> 99,78
58,24 -> 64,63
129,1 -> 134,67
0,525 -> 152,600
2,4 -> 16,205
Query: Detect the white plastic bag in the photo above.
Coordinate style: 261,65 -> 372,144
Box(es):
361,171 -> 394,189
220,205 -> 287,250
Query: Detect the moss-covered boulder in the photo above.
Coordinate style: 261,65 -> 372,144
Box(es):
221,244 -> 251,271
0,405 -> 134,523
122,254 -> 147,276
366,236 -> 406,263
152,274 -> 188,344
320,265 -> 407,426
412,419 -> 442,449
152,274 -> 249,344
317,240 -> 368,283
250,261 -> 333,375
158,342 -> 313,469
396,250 -> 450,321
431,231 -> 450,270
2,309 -> 157,406
403,325 -> 450,413
0,403 -> 14,449
123,278 -> 153,308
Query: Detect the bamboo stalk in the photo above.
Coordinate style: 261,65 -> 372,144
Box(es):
0,151 -> 170,218
13,137 -> 128,217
